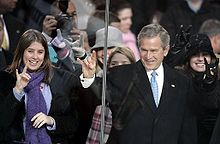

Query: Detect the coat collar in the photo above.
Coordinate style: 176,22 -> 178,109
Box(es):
133,61 -> 178,113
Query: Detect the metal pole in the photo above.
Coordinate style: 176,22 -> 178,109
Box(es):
100,0 -> 110,143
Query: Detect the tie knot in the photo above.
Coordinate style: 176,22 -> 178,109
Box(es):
151,71 -> 157,77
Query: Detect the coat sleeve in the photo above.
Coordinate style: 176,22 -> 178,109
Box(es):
47,69 -> 81,139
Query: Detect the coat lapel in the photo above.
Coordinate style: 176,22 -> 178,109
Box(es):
133,61 -> 157,112
156,64 -> 178,116
132,62 -> 178,114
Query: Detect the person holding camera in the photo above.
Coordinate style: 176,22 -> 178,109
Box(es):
42,0 -> 78,41
42,0 -> 88,72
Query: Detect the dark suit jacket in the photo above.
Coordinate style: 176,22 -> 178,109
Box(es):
0,68 -> 82,144
0,48 -> 13,70
92,61 -> 197,144
3,13 -> 26,54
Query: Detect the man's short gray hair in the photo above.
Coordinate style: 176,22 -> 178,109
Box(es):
199,19 -> 220,37
137,24 -> 170,49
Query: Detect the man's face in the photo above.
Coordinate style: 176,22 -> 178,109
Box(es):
213,34 -> 220,54
51,0 -> 79,41
66,1 -> 79,41
67,1 -> 77,25
139,36 -> 169,71
0,0 -> 18,14
50,1 -> 77,26
96,48 -> 115,64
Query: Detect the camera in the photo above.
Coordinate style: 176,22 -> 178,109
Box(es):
51,0 -> 76,41
55,13 -> 73,40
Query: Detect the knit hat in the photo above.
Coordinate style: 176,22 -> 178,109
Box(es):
186,34 -> 215,60
91,26 -> 123,51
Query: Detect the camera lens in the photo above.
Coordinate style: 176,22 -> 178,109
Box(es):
51,14 -> 74,39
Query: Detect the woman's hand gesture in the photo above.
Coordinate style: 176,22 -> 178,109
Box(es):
15,65 -> 31,93
77,51 -> 97,78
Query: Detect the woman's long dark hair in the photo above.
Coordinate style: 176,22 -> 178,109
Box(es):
8,29 -> 53,83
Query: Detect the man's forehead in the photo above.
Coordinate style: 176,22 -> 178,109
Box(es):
67,1 -> 76,15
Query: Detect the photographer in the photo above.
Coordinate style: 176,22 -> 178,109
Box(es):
42,0 -> 88,72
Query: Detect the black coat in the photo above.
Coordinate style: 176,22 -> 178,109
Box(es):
191,77 -> 220,144
0,68 -> 82,144
3,13 -> 26,54
210,105 -> 220,144
91,61 -> 197,144
0,48 -> 13,70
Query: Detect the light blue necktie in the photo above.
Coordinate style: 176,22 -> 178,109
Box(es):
150,71 -> 159,107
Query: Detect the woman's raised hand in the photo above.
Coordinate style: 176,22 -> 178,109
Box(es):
15,65 -> 31,93
77,51 -> 97,78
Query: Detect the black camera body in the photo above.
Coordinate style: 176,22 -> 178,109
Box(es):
55,14 -> 73,39
51,0 -> 74,40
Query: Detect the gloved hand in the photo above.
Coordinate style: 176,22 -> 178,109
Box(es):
64,33 -> 87,60
165,25 -> 192,67
51,29 -> 69,60
203,57 -> 219,84
171,25 -> 192,54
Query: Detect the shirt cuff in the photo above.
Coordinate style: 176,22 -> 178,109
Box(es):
80,73 -> 95,88
13,88 -> 25,101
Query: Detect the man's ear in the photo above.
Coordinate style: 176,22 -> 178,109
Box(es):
164,45 -> 170,56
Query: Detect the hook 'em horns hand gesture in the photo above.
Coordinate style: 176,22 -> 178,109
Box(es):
15,65 -> 31,93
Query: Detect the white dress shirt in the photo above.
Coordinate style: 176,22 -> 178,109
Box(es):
146,64 -> 164,105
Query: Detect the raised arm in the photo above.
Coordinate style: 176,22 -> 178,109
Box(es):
77,51 -> 97,78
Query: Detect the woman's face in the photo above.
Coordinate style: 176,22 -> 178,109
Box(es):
23,41 -> 45,71
118,8 -> 132,33
189,52 -> 211,72
109,53 -> 131,68
96,48 -> 115,64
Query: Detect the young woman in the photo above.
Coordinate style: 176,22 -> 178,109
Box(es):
110,0 -> 140,61
0,29 -> 82,143
184,34 -> 219,144
108,46 -> 136,68
169,33 -> 220,144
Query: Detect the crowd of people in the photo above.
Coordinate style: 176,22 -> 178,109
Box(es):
1,0 -> 220,144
